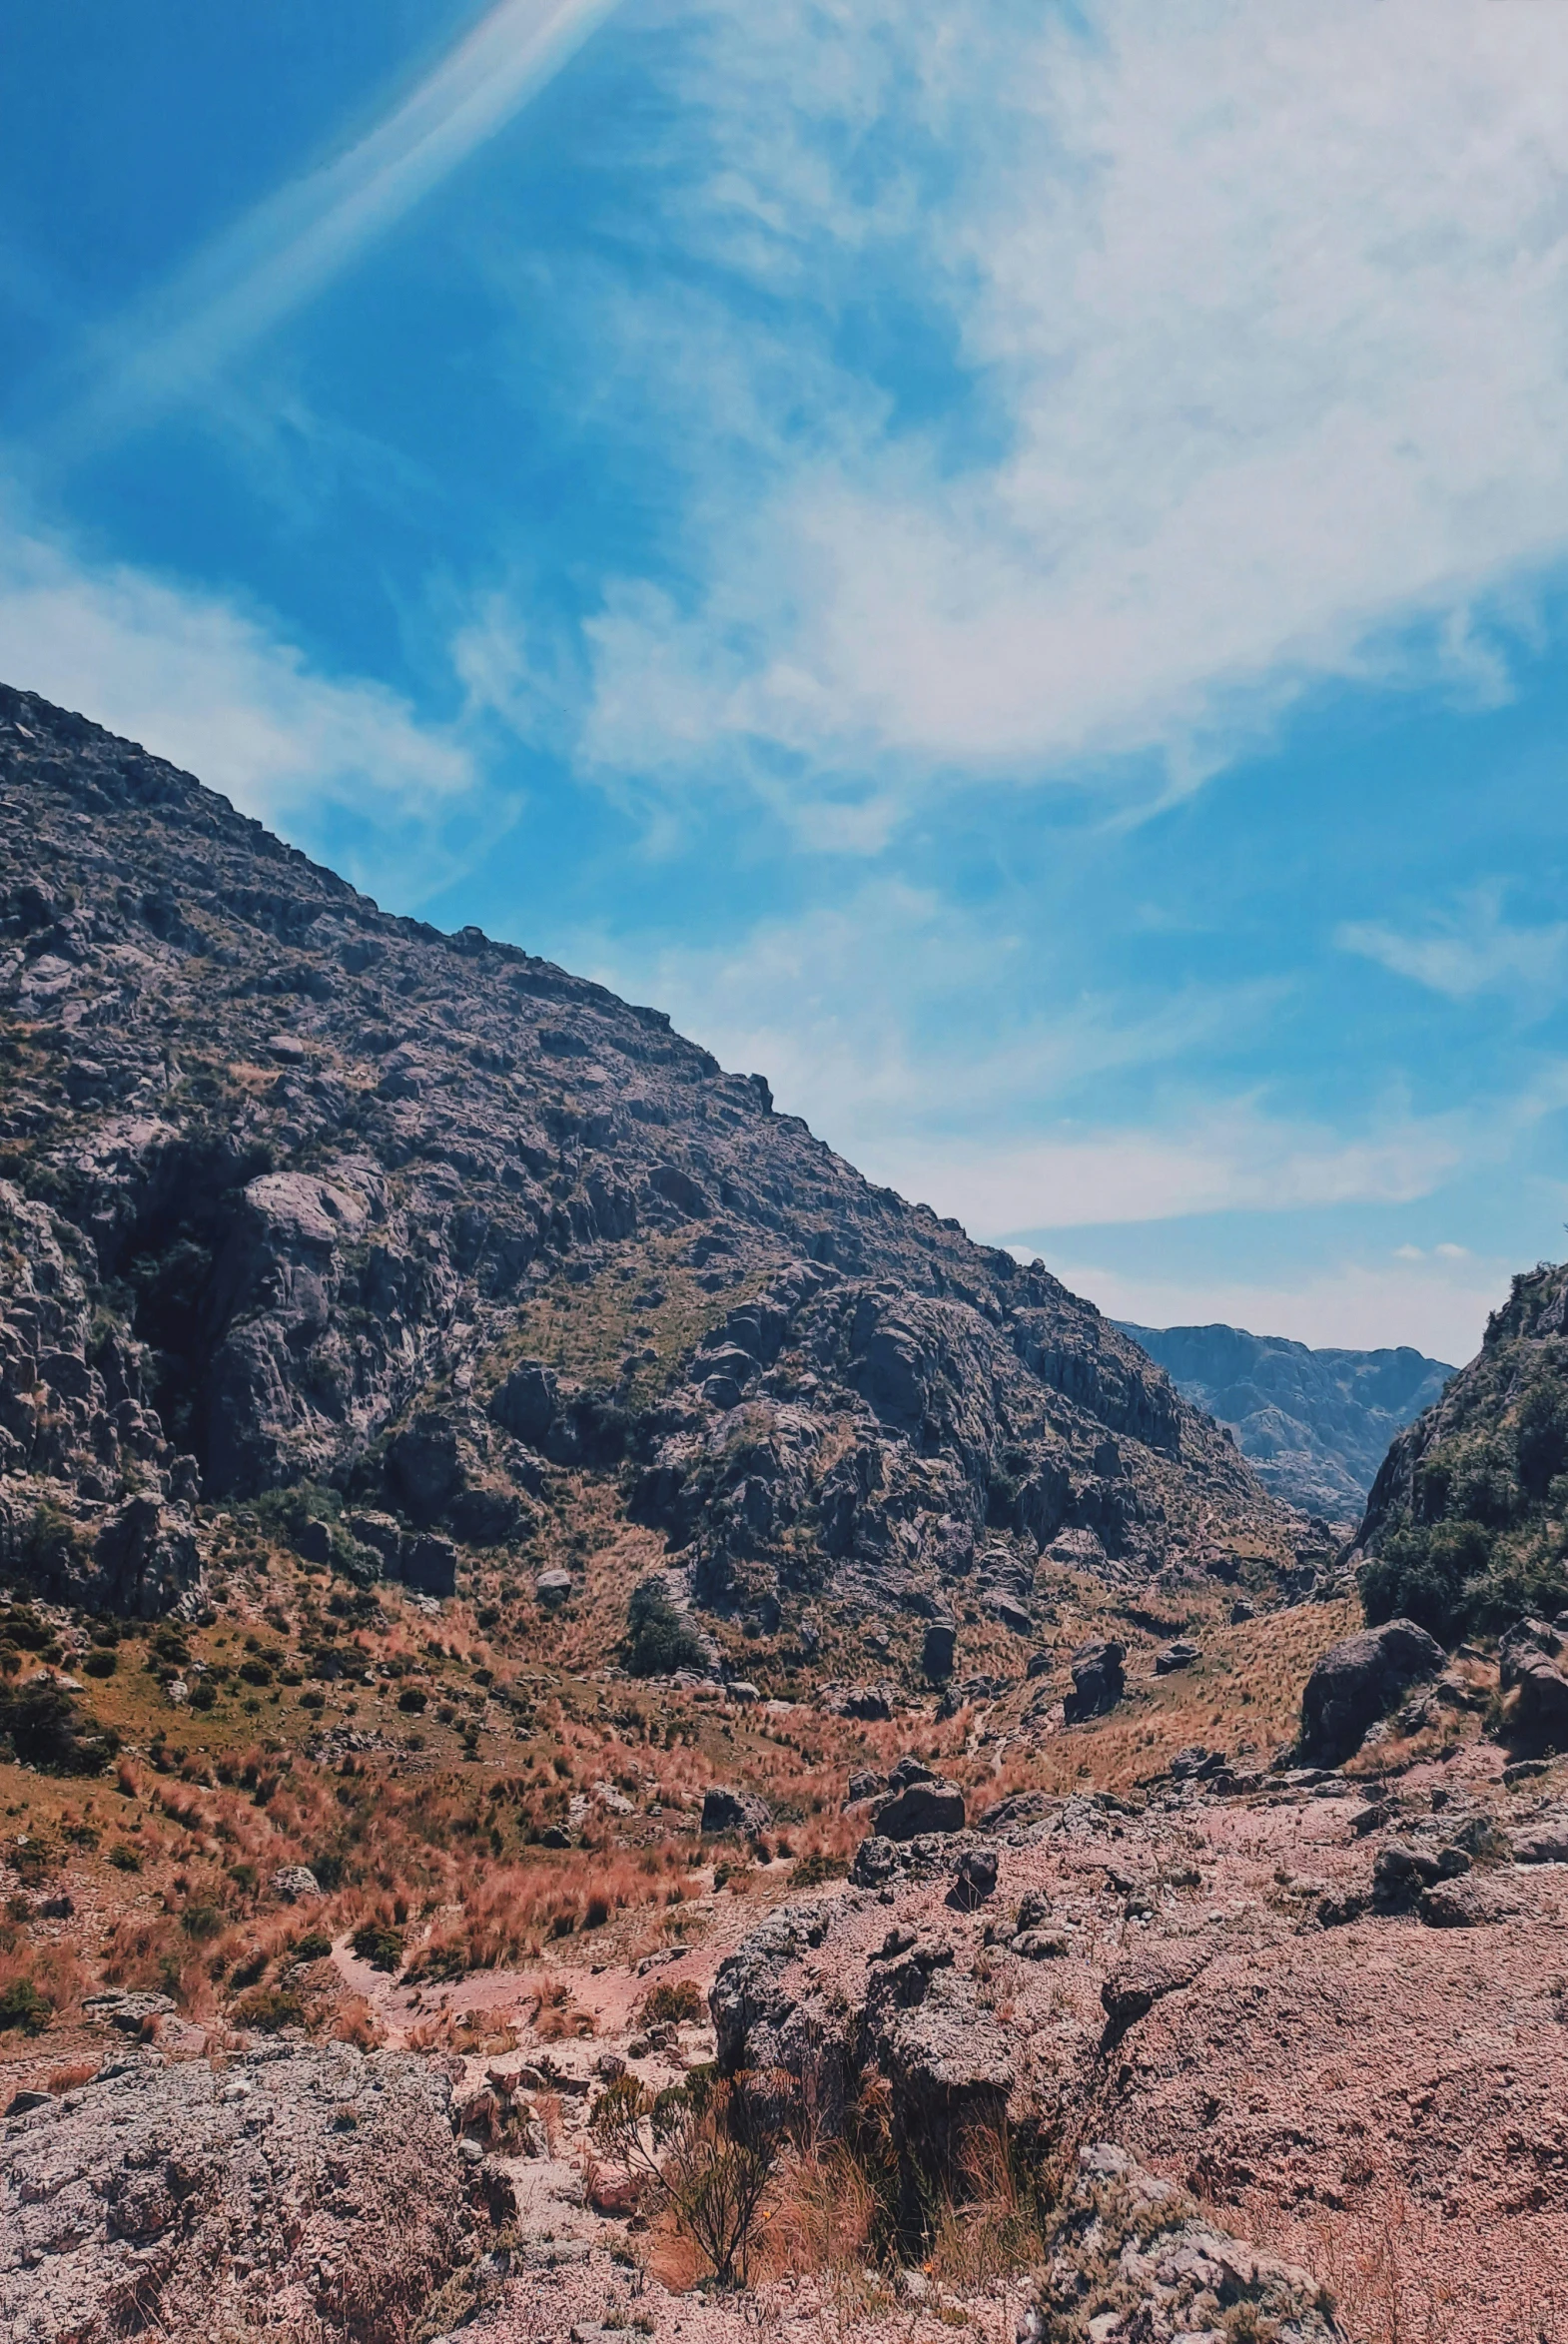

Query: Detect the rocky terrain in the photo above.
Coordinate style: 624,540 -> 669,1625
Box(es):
0,683 -> 1314,1690
1351,1257 -> 1568,1650
6,682 -> 1568,2344
1119,1323 -> 1452,1518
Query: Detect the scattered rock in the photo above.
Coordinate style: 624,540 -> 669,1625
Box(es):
948,1847 -> 998,1911
922,1618 -> 958,1680
1155,1637 -> 1200,1673
1100,1950 -> 1204,2042
270,1865 -> 322,1903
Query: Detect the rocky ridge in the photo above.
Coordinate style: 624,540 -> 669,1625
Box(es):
0,682 -> 1308,1675
1119,1320 -> 1452,1518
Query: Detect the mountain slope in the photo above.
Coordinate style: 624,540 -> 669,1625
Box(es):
1118,1319 -> 1452,1516
1352,1259 -> 1568,1640
0,684 -> 1307,1679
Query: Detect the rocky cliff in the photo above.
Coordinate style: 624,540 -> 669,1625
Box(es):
1351,1259 -> 1568,1642
1119,1319 -> 1452,1517
0,684 -> 1304,1669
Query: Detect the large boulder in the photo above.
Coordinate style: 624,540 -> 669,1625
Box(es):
1064,1638 -> 1125,1724
870,1777 -> 966,1841
922,1618 -> 958,1681
1503,1653 -> 1568,1757
1298,1617 -> 1444,1763
701,1786 -> 771,1837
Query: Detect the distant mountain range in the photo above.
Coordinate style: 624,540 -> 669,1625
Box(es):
1117,1320 -> 1455,1518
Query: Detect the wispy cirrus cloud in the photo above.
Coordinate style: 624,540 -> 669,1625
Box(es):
1337,887 -> 1568,1004
463,0 -> 1568,830
52,0 -> 621,453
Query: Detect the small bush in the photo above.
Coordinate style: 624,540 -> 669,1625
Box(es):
624,1579 -> 706,1679
294,1932 -> 333,1962
181,1904 -> 225,1944
396,1687 -> 428,1714
641,1977 -> 706,2027
351,1920 -> 404,1972
232,1984 -> 305,2032
0,1681 -> 119,1776
106,1844 -> 142,1873
0,1976 -> 51,2033
83,1649 -> 118,1679
789,1850 -> 849,1890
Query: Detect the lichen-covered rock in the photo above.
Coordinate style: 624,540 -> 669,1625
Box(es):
1031,2141 -> 1342,2342
1064,1638 -> 1126,1723
0,2042 -> 476,2344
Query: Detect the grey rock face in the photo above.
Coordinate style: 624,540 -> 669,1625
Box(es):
1299,1617 -> 1444,1763
0,2042 -> 474,2344
1504,1652 -> 1568,1756
0,684 -> 1294,1655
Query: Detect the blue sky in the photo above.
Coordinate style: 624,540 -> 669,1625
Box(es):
4,0 -> 1568,1364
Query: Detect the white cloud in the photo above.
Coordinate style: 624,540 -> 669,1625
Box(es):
1052,1252 -> 1499,1366
58,0 -> 621,451
577,879 -> 1284,1150
511,0 -> 1568,819
0,516 -> 475,869
880,1110 -> 1464,1234
1337,887 -> 1568,1002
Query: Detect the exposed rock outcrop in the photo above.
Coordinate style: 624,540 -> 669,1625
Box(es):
0,2041 -> 477,2344
1298,1616 -> 1444,1763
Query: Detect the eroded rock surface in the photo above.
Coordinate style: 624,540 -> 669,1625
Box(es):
0,2041 -> 476,2344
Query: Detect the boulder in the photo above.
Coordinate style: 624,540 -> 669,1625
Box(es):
270,1866 -> 322,1903
700,1786 -> 771,1837
1371,1841 -> 1469,1912
1099,1950 -> 1204,2042
870,1778 -> 966,1841
1508,1812 -> 1568,1865
90,1498 -> 203,1619
533,1569 -> 573,1606
1155,1638 -> 1200,1674
1298,1617 -> 1444,1764
0,2042 -> 471,2344
922,1618 -> 957,1681
1503,1654 -> 1568,1757
948,1848 -> 997,1911
1499,1616 -> 1564,1687
1064,1638 -> 1125,1724
394,1533 -> 457,1598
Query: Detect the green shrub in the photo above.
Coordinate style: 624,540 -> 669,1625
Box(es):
83,1648 -> 118,1678
0,1977 -> 51,2033
294,1932 -> 333,1962
107,1844 -> 142,1873
789,1849 -> 849,1890
351,1920 -> 404,1971
640,1977 -> 705,2026
232,1984 -> 305,2032
181,1904 -> 225,1944
396,1686 -> 427,1714
0,1680 -> 118,1775
624,1579 -> 705,1679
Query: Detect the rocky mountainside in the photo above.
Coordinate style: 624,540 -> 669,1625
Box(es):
1352,1258 -> 1568,1643
1119,1319 -> 1452,1516
0,684 -> 1309,1683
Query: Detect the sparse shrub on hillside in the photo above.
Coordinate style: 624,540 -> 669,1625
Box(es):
624,1578 -> 705,1678
351,1920 -> 404,1971
640,1977 -> 705,2027
0,1679 -> 118,1775
591,2068 -> 787,2289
